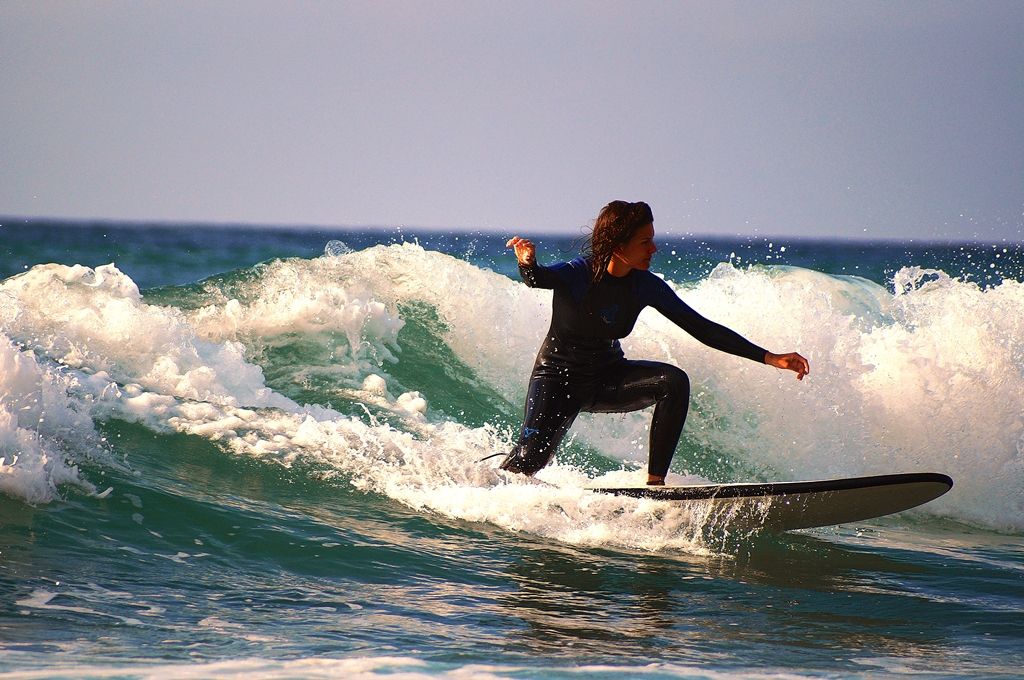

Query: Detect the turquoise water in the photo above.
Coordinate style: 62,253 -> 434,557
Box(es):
0,219 -> 1022,678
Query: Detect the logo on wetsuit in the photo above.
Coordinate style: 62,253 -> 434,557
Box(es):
599,304 -> 619,325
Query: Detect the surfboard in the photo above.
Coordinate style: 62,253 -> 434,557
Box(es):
589,472 -> 953,532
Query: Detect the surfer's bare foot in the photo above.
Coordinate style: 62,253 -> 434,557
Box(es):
647,475 -> 665,486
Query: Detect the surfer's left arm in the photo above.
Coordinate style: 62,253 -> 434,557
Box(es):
764,351 -> 810,380
648,277 -> 810,379
643,276 -> 781,364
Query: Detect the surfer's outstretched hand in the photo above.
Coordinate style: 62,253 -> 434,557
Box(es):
506,236 -> 536,266
766,352 -> 810,380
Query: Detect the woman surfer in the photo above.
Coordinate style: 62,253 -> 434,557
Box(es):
499,200 -> 809,485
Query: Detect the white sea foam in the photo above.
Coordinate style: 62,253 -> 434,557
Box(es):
1,250 -> 1021,537
0,336 -> 98,503
185,244 -> 544,396
0,263 -> 292,409
72,370 -> 720,552
189,259 -> 405,381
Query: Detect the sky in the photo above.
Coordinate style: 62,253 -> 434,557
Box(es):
2,1 -> 1022,241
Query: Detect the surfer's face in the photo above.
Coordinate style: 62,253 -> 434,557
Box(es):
613,222 -> 657,272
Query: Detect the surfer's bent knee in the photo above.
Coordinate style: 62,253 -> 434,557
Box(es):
664,365 -> 689,396
644,363 -> 689,404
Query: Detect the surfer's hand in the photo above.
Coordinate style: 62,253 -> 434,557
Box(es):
766,352 -> 810,380
506,236 -> 536,266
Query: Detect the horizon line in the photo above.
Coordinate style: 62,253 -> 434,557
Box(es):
0,213 -> 1015,247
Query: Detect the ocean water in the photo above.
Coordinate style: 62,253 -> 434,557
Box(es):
0,218 -> 1022,679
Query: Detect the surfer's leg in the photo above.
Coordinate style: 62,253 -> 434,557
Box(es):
585,360 -> 690,481
499,376 -> 582,476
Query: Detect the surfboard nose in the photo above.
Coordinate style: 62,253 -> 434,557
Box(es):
590,472 -> 954,532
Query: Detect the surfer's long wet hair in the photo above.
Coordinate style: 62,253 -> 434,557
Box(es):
582,200 -> 654,285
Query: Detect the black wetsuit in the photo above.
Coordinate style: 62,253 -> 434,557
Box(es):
499,257 -> 767,477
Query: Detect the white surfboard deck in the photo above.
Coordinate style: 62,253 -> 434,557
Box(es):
588,472 -> 953,532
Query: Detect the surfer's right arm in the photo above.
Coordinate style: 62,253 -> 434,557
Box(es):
507,236 -> 535,266
507,236 -> 562,289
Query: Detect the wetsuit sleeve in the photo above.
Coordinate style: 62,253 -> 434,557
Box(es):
518,261 -> 572,290
648,277 -> 767,364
